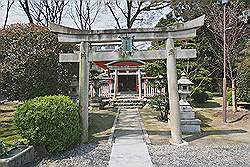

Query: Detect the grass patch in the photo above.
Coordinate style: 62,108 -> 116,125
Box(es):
0,103 -> 18,111
0,103 -> 24,146
88,107 -> 116,143
139,107 -> 171,143
1,134 -> 25,145
194,109 -> 218,132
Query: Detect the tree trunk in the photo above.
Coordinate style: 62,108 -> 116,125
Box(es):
232,79 -> 237,112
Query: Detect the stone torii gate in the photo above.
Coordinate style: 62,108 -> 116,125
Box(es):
49,15 -> 204,145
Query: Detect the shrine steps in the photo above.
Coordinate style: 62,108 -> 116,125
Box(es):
112,96 -> 146,109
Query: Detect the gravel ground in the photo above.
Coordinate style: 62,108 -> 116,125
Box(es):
39,143 -> 111,167
37,142 -> 249,167
148,143 -> 250,167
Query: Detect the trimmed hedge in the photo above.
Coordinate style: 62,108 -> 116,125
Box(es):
14,95 -> 81,153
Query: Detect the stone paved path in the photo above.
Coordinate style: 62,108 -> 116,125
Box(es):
108,109 -> 153,167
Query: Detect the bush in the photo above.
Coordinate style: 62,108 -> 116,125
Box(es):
205,91 -> 213,100
14,95 -> 81,153
149,94 -> 169,121
192,88 -> 209,103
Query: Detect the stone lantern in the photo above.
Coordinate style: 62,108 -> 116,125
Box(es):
178,72 -> 201,132
178,72 -> 193,106
69,75 -> 79,102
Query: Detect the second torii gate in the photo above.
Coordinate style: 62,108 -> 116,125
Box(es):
49,15 -> 205,145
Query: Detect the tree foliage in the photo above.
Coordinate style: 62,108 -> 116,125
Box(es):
237,58 -> 250,102
0,24 -> 75,101
148,0 -> 249,97
147,13 -> 214,95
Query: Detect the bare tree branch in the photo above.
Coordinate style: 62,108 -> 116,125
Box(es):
20,0 -> 69,26
206,2 -> 248,80
105,0 -> 171,29
106,2 -> 122,29
3,0 -> 15,29
18,0 -> 34,23
69,0 -> 101,30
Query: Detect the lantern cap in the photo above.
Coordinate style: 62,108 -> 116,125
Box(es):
178,72 -> 193,85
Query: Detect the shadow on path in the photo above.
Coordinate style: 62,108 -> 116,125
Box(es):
227,113 -> 249,123
192,101 -> 221,108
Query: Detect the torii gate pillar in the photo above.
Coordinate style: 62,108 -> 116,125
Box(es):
79,42 -> 89,143
166,38 -> 183,145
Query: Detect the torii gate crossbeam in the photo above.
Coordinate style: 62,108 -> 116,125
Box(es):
49,15 -> 205,146
49,15 -> 204,43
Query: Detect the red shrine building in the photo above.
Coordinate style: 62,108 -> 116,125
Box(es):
90,59 -> 165,99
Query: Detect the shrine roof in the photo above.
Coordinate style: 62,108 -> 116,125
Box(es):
93,60 -> 145,70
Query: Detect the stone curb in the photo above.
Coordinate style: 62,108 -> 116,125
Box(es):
137,109 -> 151,145
108,109 -> 120,144
0,145 -> 34,167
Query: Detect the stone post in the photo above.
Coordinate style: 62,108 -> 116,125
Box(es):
138,69 -> 142,99
144,79 -> 147,97
113,69 -> 118,99
109,80 -> 112,98
79,42 -> 89,143
166,38 -> 183,145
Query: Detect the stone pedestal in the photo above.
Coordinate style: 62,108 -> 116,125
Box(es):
180,105 -> 201,133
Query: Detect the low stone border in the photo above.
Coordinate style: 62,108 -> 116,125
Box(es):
0,145 -> 34,167
138,109 -> 151,145
108,109 -> 120,144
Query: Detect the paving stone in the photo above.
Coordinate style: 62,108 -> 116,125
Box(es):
109,109 -> 153,167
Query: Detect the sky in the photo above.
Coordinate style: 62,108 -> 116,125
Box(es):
0,0 -> 171,30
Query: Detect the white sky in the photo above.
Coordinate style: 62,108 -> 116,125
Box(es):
0,0 -> 171,30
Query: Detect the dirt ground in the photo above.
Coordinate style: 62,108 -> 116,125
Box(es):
139,97 -> 250,145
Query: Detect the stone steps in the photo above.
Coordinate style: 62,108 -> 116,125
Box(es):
116,105 -> 143,109
114,102 -> 143,106
112,96 -> 145,109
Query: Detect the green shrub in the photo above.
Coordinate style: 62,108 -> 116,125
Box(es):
14,95 -> 81,153
192,88 -> 209,103
149,94 -> 169,121
205,91 -> 213,100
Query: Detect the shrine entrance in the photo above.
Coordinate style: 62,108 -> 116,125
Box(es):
118,75 -> 136,93
49,15 -> 205,145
